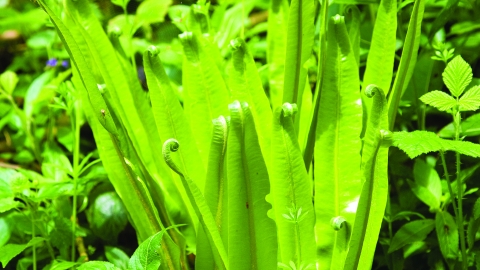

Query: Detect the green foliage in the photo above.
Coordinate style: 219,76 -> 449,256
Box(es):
388,219 -> 435,253
392,130 -> 480,158
2,0 -> 480,269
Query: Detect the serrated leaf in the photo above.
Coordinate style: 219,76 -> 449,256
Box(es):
78,261 -> 120,270
392,130 -> 480,158
388,219 -> 435,253
0,237 -> 44,268
443,55 -> 472,97
128,230 -> 168,270
419,90 -> 456,111
436,211 -> 458,260
459,85 -> 480,111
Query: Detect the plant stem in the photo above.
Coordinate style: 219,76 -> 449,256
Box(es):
71,102 -> 81,264
439,151 -> 458,218
453,110 -> 467,269
31,206 -> 37,270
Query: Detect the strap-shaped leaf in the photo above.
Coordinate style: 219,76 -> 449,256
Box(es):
228,39 -> 273,166
226,101 -> 277,269
163,139 -> 228,269
196,116 -> 228,270
282,0 -> 314,107
392,130 -> 480,158
362,0 -> 397,95
180,32 -> 230,167
314,15 -> 362,270
443,55 -> 472,98
267,0 -> 289,108
143,47 -> 205,190
36,0 -> 117,135
459,85 -> 480,111
76,76 -> 181,269
345,6 -> 361,66
344,85 -> 390,270
271,103 -> 316,268
65,0 -> 167,174
419,90 -> 456,111
387,0 -> 425,130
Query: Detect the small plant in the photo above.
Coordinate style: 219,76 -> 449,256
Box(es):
390,55 -> 480,269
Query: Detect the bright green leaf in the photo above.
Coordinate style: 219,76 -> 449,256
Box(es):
443,55 -> 472,98
392,130 -> 480,158
419,90 -> 456,111
0,237 -> 44,268
459,85 -> 480,111
136,0 -> 172,25
388,219 -> 435,253
110,0 -> 129,9
128,230 -> 168,270
0,70 -> 18,95
314,14 -> 362,270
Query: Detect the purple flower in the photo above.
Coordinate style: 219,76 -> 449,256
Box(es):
61,60 -> 69,68
46,58 -> 57,67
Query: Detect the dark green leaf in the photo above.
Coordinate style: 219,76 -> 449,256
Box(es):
388,219 -> 435,253
408,159 -> 442,210
50,217 -> 74,251
78,261 -> 120,270
436,211 -> 459,260
87,192 -> 128,242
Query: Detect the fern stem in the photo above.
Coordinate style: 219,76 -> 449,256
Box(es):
71,101 -> 81,264
31,205 -> 37,270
